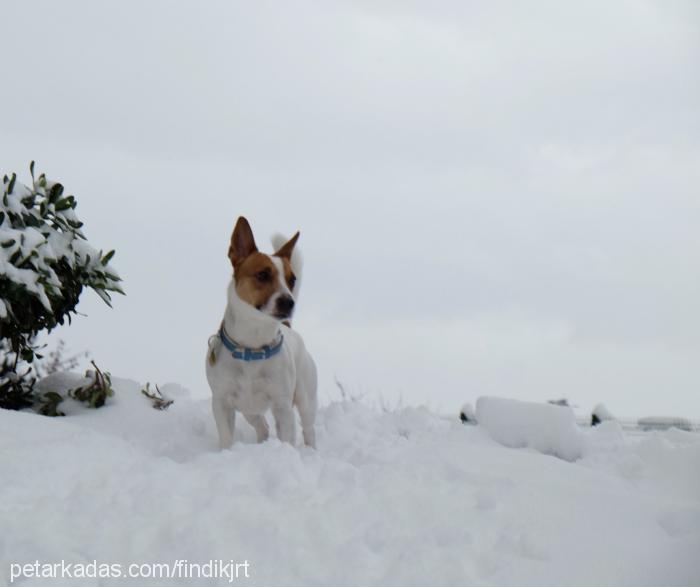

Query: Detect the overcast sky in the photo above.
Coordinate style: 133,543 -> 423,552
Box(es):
2,1 -> 699,418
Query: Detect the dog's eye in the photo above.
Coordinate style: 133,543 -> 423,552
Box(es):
256,269 -> 271,282
288,274 -> 296,289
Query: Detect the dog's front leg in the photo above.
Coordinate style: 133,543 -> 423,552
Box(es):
272,404 -> 296,445
244,414 -> 270,443
212,394 -> 235,449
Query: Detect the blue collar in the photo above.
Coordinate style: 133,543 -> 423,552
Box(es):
219,325 -> 284,361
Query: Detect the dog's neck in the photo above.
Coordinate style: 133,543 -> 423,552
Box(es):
222,282 -> 281,348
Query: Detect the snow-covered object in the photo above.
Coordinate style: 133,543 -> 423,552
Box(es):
476,396 -> 583,461
638,416 -> 695,432
591,403 -> 616,426
459,402 -> 475,423
1,377 -> 699,586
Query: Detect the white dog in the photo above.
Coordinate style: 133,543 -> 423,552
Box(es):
206,217 -> 317,449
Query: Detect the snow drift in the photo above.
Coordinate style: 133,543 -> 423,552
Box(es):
475,396 -> 583,461
1,377 -> 699,586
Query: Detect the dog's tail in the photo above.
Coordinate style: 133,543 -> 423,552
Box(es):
272,232 -> 304,311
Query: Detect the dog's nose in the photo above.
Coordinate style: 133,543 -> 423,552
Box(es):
276,295 -> 295,315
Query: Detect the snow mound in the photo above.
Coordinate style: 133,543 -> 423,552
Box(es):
1,378 -> 699,586
476,396 -> 583,461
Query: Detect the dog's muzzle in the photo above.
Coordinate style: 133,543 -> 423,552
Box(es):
275,295 -> 295,319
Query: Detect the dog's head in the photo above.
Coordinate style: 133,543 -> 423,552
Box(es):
227,216 -> 299,322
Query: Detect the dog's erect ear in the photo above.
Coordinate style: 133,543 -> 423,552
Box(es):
274,231 -> 300,260
228,217 -> 258,268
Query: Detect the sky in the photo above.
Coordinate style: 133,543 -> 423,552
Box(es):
1,0 -> 699,418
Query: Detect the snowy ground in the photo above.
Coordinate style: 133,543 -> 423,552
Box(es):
1,377 -> 699,586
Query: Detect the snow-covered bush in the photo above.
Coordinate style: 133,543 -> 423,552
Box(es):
0,163 -> 123,410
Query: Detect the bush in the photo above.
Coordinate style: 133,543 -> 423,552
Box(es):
0,163 -> 123,410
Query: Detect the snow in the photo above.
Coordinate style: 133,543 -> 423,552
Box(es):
1,378 -> 699,586
476,396 -> 584,462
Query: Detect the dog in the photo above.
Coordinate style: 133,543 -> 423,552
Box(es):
205,216 -> 317,449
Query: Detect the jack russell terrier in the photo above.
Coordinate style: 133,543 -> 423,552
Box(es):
206,217 -> 317,449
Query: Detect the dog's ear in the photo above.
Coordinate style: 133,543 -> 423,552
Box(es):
274,231 -> 300,261
229,217 -> 258,268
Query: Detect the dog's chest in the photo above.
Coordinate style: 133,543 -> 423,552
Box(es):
213,354 -> 294,414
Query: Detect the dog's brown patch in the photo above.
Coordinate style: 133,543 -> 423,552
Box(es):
234,252 -> 280,309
